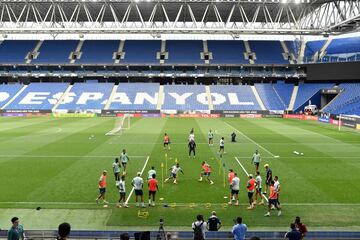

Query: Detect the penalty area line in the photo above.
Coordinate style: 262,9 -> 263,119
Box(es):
125,156 -> 150,205
234,157 -> 269,202
224,121 -> 279,158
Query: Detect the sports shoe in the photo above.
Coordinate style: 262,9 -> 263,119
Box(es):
152,203 -> 155,207
103,200 -> 109,204
235,201 -> 239,206
264,213 -> 270,217
210,181 -> 214,185
258,201 -> 264,206
277,210 -> 282,216
247,206 -> 254,210
198,178 -> 202,181
228,201 -> 232,205
123,204 -> 129,208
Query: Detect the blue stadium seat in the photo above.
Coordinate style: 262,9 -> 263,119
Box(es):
255,84 -> 286,110
249,41 -> 287,64
0,40 -> 37,64
109,83 -> 159,110
0,84 -> 23,108
33,40 -> 78,64
162,85 -> 209,110
122,40 -> 160,64
323,83 -> 360,115
273,81 -> 293,108
304,40 -> 326,61
5,83 -> 69,110
294,83 -> 334,111
210,85 -> 260,110
207,40 -> 247,64
326,37 -> 360,54
165,40 -> 203,64
57,83 -> 114,111
77,40 -> 119,64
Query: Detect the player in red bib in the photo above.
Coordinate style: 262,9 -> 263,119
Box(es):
163,133 -> 170,150
264,180 -> 282,217
96,170 -> 109,205
148,174 -> 159,206
228,169 -> 235,200
198,161 -> 214,185
246,174 -> 256,210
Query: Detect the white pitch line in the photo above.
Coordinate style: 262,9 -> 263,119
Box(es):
125,156 -> 150,205
234,157 -> 269,202
224,121 -> 277,157
0,155 -> 147,158
0,201 -> 359,207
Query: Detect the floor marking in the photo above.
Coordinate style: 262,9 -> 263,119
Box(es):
125,156 -> 150,205
234,157 -> 269,202
224,121 -> 278,157
0,155 -> 148,159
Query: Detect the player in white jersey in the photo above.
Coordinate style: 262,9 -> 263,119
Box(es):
147,166 -> 157,180
252,150 -> 261,171
189,128 -> 195,142
131,172 -> 145,208
218,137 -> 225,158
274,176 -> 281,206
116,175 -> 128,208
164,163 -> 184,184
228,173 -> 240,206
208,130 -> 214,146
254,171 -> 264,205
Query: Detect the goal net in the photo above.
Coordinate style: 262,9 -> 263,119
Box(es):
105,115 -> 131,135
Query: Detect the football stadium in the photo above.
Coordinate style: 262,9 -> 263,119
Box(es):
0,0 -> 360,239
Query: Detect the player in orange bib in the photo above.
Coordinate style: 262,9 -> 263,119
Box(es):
246,174 -> 256,210
148,174 -> 159,206
164,133 -> 170,150
228,169 -> 236,200
198,161 -> 214,185
96,170 -> 109,204
264,180 -> 282,217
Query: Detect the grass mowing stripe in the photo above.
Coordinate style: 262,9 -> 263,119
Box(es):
125,156 -> 150,205
222,120 -> 278,157
0,155 -> 148,158
234,156 -> 269,202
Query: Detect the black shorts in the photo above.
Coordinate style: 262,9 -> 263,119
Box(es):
266,180 -> 272,186
248,192 -> 254,199
149,190 -> 156,195
204,172 -> 211,176
268,199 -> 278,207
231,189 -> 239,195
164,142 -> 169,147
209,138 -> 213,141
119,192 -> 126,198
99,188 -> 106,194
256,188 -> 262,193
135,189 -> 143,196
220,146 -> 224,150
254,162 -> 259,167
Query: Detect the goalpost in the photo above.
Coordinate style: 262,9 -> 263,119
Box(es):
105,114 -> 131,135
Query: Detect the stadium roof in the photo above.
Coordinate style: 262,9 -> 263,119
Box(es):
0,0 -> 359,36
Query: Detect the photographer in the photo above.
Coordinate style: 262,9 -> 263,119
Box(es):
192,214 -> 207,240
231,217 -> 247,240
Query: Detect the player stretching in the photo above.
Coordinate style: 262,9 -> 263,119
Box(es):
198,161 -> 214,185
164,163 -> 184,184
113,158 -> 121,183
246,174 -> 256,210
264,180 -> 281,217
228,173 -> 240,206
264,164 -> 272,195
96,170 -> 109,204
132,172 -> 145,208
208,130 -> 214,146
254,171 -> 264,205
218,137 -> 225,158
120,149 -> 130,173
164,133 -> 170,150
116,175 -> 128,208
188,139 -> 196,158
148,174 -> 159,206
228,169 -> 235,200
252,150 -> 261,171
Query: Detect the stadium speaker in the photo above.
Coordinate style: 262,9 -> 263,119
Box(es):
160,54 -> 165,60
134,231 -> 150,240
248,55 -> 253,60
204,54 -> 210,60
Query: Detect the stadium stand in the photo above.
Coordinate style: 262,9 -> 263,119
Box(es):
210,85 -> 261,110
56,82 -> 114,112
0,40 -> 37,64
273,81 -> 294,109
33,40 -> 78,64
77,40 -> 119,64
293,83 -> 334,112
304,40 -> 326,62
165,40 -> 203,64
162,85 -> 209,111
255,83 -> 286,110
122,40 -> 160,64
109,83 -> 159,110
5,83 -> 69,110
249,41 -> 288,64
0,84 -> 24,108
207,40 -> 248,64
323,83 -> 360,115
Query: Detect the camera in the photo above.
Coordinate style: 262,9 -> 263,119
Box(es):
159,219 -> 164,227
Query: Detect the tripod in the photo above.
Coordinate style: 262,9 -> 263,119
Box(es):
156,224 -> 166,240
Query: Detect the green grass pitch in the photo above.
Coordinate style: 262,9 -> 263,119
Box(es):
0,116 -> 359,231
